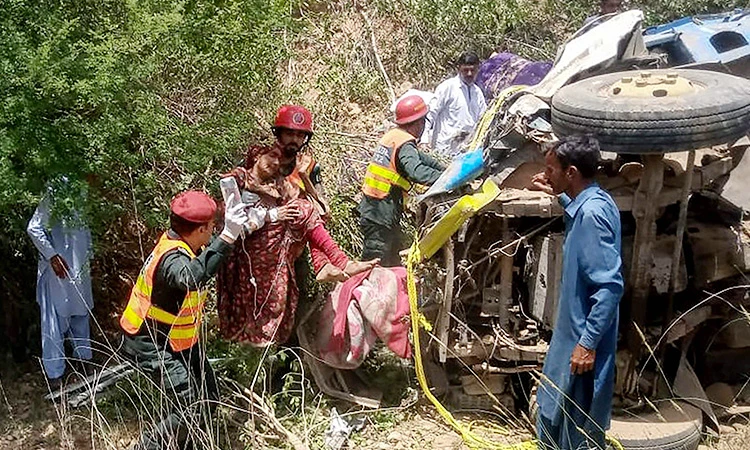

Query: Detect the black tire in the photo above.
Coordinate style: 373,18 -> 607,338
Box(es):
607,401 -> 702,450
529,396 -> 702,450
551,69 -> 750,154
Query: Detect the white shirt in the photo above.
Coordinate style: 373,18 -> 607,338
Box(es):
423,75 -> 487,156
27,188 -> 93,318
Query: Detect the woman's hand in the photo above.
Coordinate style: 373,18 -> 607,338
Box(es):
276,204 -> 303,221
296,152 -> 313,175
344,258 -> 380,276
316,263 -> 350,283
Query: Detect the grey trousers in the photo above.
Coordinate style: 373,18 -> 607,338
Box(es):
122,334 -> 219,450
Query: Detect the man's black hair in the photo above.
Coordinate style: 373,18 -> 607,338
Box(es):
548,135 -> 601,179
170,212 -> 207,236
456,51 -> 480,66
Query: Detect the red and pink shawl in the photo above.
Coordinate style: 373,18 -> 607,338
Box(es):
312,266 -> 412,369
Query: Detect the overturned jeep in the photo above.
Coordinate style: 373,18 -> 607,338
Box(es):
415,10 -> 750,449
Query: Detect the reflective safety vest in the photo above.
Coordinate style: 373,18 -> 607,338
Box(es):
362,128 -> 414,199
288,169 -> 306,190
287,158 -> 317,191
119,233 -> 208,352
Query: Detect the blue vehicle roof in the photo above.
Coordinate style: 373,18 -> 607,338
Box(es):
642,9 -> 750,66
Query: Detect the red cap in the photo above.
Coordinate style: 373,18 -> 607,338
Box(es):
394,95 -> 429,125
170,191 -> 217,224
274,105 -> 314,134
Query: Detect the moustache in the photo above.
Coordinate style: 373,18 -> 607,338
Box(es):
282,144 -> 299,159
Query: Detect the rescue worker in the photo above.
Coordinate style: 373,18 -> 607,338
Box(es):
119,190 -> 257,450
273,104 -> 330,219
358,95 -> 445,266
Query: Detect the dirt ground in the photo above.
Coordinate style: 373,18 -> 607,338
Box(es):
0,353 -> 476,450
0,343 -> 491,450
0,355 -> 133,450
3,345 -> 750,450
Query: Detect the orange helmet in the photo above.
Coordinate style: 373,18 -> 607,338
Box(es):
273,105 -> 314,135
394,95 -> 429,125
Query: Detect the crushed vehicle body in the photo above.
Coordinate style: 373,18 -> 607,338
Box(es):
643,8 -> 750,74
415,10 -> 750,449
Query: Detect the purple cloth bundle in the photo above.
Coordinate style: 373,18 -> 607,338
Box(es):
476,52 -> 552,100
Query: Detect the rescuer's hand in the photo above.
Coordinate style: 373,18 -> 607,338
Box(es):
570,343 -> 596,375
220,194 -> 249,243
530,172 -> 554,195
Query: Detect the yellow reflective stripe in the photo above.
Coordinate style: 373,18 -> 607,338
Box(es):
122,306 -> 144,328
368,164 -> 412,190
180,294 -> 201,309
133,275 -> 152,297
364,176 -> 391,193
393,175 -> 412,191
182,292 -> 204,308
147,306 -> 195,325
168,326 -> 199,339
368,164 -> 399,182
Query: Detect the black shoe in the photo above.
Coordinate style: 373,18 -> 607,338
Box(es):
47,377 -> 63,391
71,359 -> 92,379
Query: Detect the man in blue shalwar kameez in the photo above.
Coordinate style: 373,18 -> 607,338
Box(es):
530,135 -> 624,449
26,179 -> 94,389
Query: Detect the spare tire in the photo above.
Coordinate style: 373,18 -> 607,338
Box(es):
551,69 -> 750,153
529,394 -> 702,450
607,401 -> 702,450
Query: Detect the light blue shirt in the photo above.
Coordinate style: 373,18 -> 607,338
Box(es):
26,191 -> 93,318
537,183 -> 624,429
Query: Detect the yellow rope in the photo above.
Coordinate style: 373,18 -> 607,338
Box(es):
467,85 -> 527,152
406,243 -> 537,450
406,243 -> 625,450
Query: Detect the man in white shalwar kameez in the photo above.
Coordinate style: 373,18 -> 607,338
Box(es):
423,51 -> 487,156
26,182 -> 93,386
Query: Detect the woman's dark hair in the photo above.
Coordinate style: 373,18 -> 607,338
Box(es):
456,51 -> 480,66
548,135 -> 601,179
170,212 -> 206,236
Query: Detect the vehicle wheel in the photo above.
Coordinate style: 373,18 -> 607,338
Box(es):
551,69 -> 750,153
607,401 -> 703,450
528,396 -> 702,450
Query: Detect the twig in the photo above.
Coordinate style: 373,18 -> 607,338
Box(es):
128,171 -> 145,262
325,139 -> 376,152
475,35 -> 555,60
359,9 -> 396,103
236,385 -> 309,450
317,130 -> 379,141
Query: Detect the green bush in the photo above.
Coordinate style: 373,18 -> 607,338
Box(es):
0,0 -> 300,329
